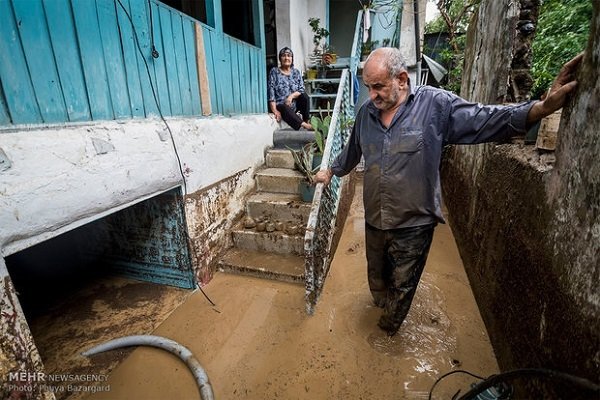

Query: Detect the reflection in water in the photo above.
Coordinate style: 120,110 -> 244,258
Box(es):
366,273 -> 457,378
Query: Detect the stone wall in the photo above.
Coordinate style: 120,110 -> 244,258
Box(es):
441,0 -> 599,398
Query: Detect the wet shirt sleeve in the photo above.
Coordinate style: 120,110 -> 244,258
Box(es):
443,91 -> 535,144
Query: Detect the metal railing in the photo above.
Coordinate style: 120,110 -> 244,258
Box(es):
304,10 -> 364,314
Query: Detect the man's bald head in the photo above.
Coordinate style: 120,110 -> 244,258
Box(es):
365,47 -> 408,79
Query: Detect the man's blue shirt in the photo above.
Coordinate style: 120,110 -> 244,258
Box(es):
332,84 -> 534,230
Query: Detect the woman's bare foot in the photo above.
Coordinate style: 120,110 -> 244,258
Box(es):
301,121 -> 314,130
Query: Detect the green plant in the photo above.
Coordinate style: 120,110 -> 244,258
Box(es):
322,44 -> 336,55
308,17 -> 332,69
361,39 -> 379,58
287,143 -> 318,184
424,0 -> 480,93
308,17 -> 329,51
531,0 -> 591,99
340,114 -> 355,133
310,114 -> 331,155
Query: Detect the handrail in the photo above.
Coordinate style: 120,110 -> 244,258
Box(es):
303,10 -> 365,314
350,10 -> 364,75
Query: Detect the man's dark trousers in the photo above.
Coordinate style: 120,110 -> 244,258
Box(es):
365,222 -> 436,334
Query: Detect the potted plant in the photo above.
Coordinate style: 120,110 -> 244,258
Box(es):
361,39 -> 379,61
308,17 -> 333,78
287,143 -> 318,202
322,44 -> 337,65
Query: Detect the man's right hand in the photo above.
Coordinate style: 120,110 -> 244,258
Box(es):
314,169 -> 333,186
527,52 -> 583,124
273,110 -> 281,122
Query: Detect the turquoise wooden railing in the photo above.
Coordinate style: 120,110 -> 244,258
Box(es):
0,0 -> 265,126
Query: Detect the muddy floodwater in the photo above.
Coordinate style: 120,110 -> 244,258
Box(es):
83,182 -> 498,399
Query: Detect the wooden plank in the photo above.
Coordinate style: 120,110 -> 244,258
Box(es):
203,28 -> 221,114
230,40 -> 241,114
12,0 -> 68,123
159,6 -> 182,115
259,47 -> 267,113
194,23 -> 211,116
71,0 -> 114,120
242,45 -> 251,113
184,21 -> 201,115
250,49 -> 260,112
97,0 -> 132,119
0,0 -> 41,124
0,82 -> 10,124
114,0 -> 145,117
204,0 -> 215,28
210,0 -> 223,32
43,0 -> 91,122
150,1 -> 171,115
172,13 -> 192,115
536,110 -> 562,151
221,37 -> 234,114
128,0 -> 159,116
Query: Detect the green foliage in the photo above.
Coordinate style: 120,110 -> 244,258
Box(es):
531,0 -> 592,98
424,0 -> 480,34
425,17 -> 448,34
287,143 -> 318,183
423,0 -> 479,93
308,17 -> 330,48
310,114 -> 331,155
361,39 -> 380,58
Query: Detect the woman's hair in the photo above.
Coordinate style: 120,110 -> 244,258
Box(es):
278,46 -> 294,66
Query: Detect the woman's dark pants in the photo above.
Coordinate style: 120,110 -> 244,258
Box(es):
365,222 -> 436,335
276,92 -> 310,130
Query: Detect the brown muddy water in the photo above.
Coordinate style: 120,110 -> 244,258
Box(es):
30,182 -> 498,399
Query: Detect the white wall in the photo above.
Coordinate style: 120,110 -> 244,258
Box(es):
275,0 -> 327,72
0,115 -> 275,257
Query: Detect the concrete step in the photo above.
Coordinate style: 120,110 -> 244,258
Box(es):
255,167 -> 305,194
218,248 -> 304,284
266,148 -> 295,169
232,223 -> 305,255
246,192 -> 311,223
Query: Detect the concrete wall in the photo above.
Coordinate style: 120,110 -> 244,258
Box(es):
399,0 -> 426,67
441,0 -> 599,397
0,116 -> 274,257
0,258 -> 53,400
275,0 -> 326,72
0,115 -> 275,398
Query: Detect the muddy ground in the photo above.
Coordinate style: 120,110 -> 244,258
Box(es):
28,182 -> 498,399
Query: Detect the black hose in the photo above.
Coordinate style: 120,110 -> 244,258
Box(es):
457,368 -> 600,400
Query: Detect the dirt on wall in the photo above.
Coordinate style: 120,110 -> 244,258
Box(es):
441,0 -> 600,398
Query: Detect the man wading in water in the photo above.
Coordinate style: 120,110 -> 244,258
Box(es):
315,47 -> 583,336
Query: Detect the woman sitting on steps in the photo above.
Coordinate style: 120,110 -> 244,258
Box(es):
268,47 -> 313,131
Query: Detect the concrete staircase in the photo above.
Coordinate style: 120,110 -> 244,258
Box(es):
217,145 -> 313,284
